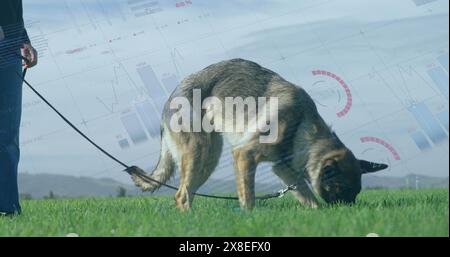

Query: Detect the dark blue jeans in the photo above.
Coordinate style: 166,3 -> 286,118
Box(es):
0,52 -> 22,214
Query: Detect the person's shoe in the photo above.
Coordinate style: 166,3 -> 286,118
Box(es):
0,211 -> 21,217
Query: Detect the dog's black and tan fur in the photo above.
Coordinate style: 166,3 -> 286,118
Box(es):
128,59 -> 387,211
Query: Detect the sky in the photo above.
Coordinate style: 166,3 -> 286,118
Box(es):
17,0 -> 449,189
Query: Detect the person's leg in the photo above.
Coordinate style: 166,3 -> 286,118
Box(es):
0,55 -> 22,214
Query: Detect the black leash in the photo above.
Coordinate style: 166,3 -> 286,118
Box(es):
16,61 -> 296,201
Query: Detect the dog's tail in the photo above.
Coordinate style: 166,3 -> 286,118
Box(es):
126,130 -> 177,192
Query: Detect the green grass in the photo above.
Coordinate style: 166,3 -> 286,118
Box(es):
0,189 -> 448,237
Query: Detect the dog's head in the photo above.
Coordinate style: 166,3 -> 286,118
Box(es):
315,149 -> 388,204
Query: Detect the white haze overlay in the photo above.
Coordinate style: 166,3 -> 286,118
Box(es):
18,0 -> 448,191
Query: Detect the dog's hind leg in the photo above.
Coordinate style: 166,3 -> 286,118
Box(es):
175,132 -> 223,211
232,148 -> 258,210
273,164 -> 319,208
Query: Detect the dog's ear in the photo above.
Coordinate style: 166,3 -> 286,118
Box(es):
359,160 -> 388,174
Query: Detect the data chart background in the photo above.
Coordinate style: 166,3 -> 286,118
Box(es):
19,0 -> 449,194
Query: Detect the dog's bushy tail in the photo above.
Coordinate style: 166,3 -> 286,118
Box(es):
127,133 -> 176,192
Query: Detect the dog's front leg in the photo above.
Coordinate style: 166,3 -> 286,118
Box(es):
233,149 -> 257,210
273,164 -> 319,208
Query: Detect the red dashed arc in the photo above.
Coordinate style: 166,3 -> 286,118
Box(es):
312,70 -> 353,118
176,0 -> 193,8
360,136 -> 401,161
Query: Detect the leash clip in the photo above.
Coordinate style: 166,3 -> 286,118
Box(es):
277,184 -> 296,198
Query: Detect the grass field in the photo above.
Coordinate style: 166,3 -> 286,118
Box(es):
0,189 -> 448,237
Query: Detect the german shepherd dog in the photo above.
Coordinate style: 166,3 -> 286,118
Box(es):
127,59 -> 388,211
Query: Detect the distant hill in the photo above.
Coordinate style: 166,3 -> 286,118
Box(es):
18,173 -> 448,199
362,174 -> 449,189
18,173 -> 140,199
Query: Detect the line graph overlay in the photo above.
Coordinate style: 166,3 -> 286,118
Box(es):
18,0 -> 449,187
